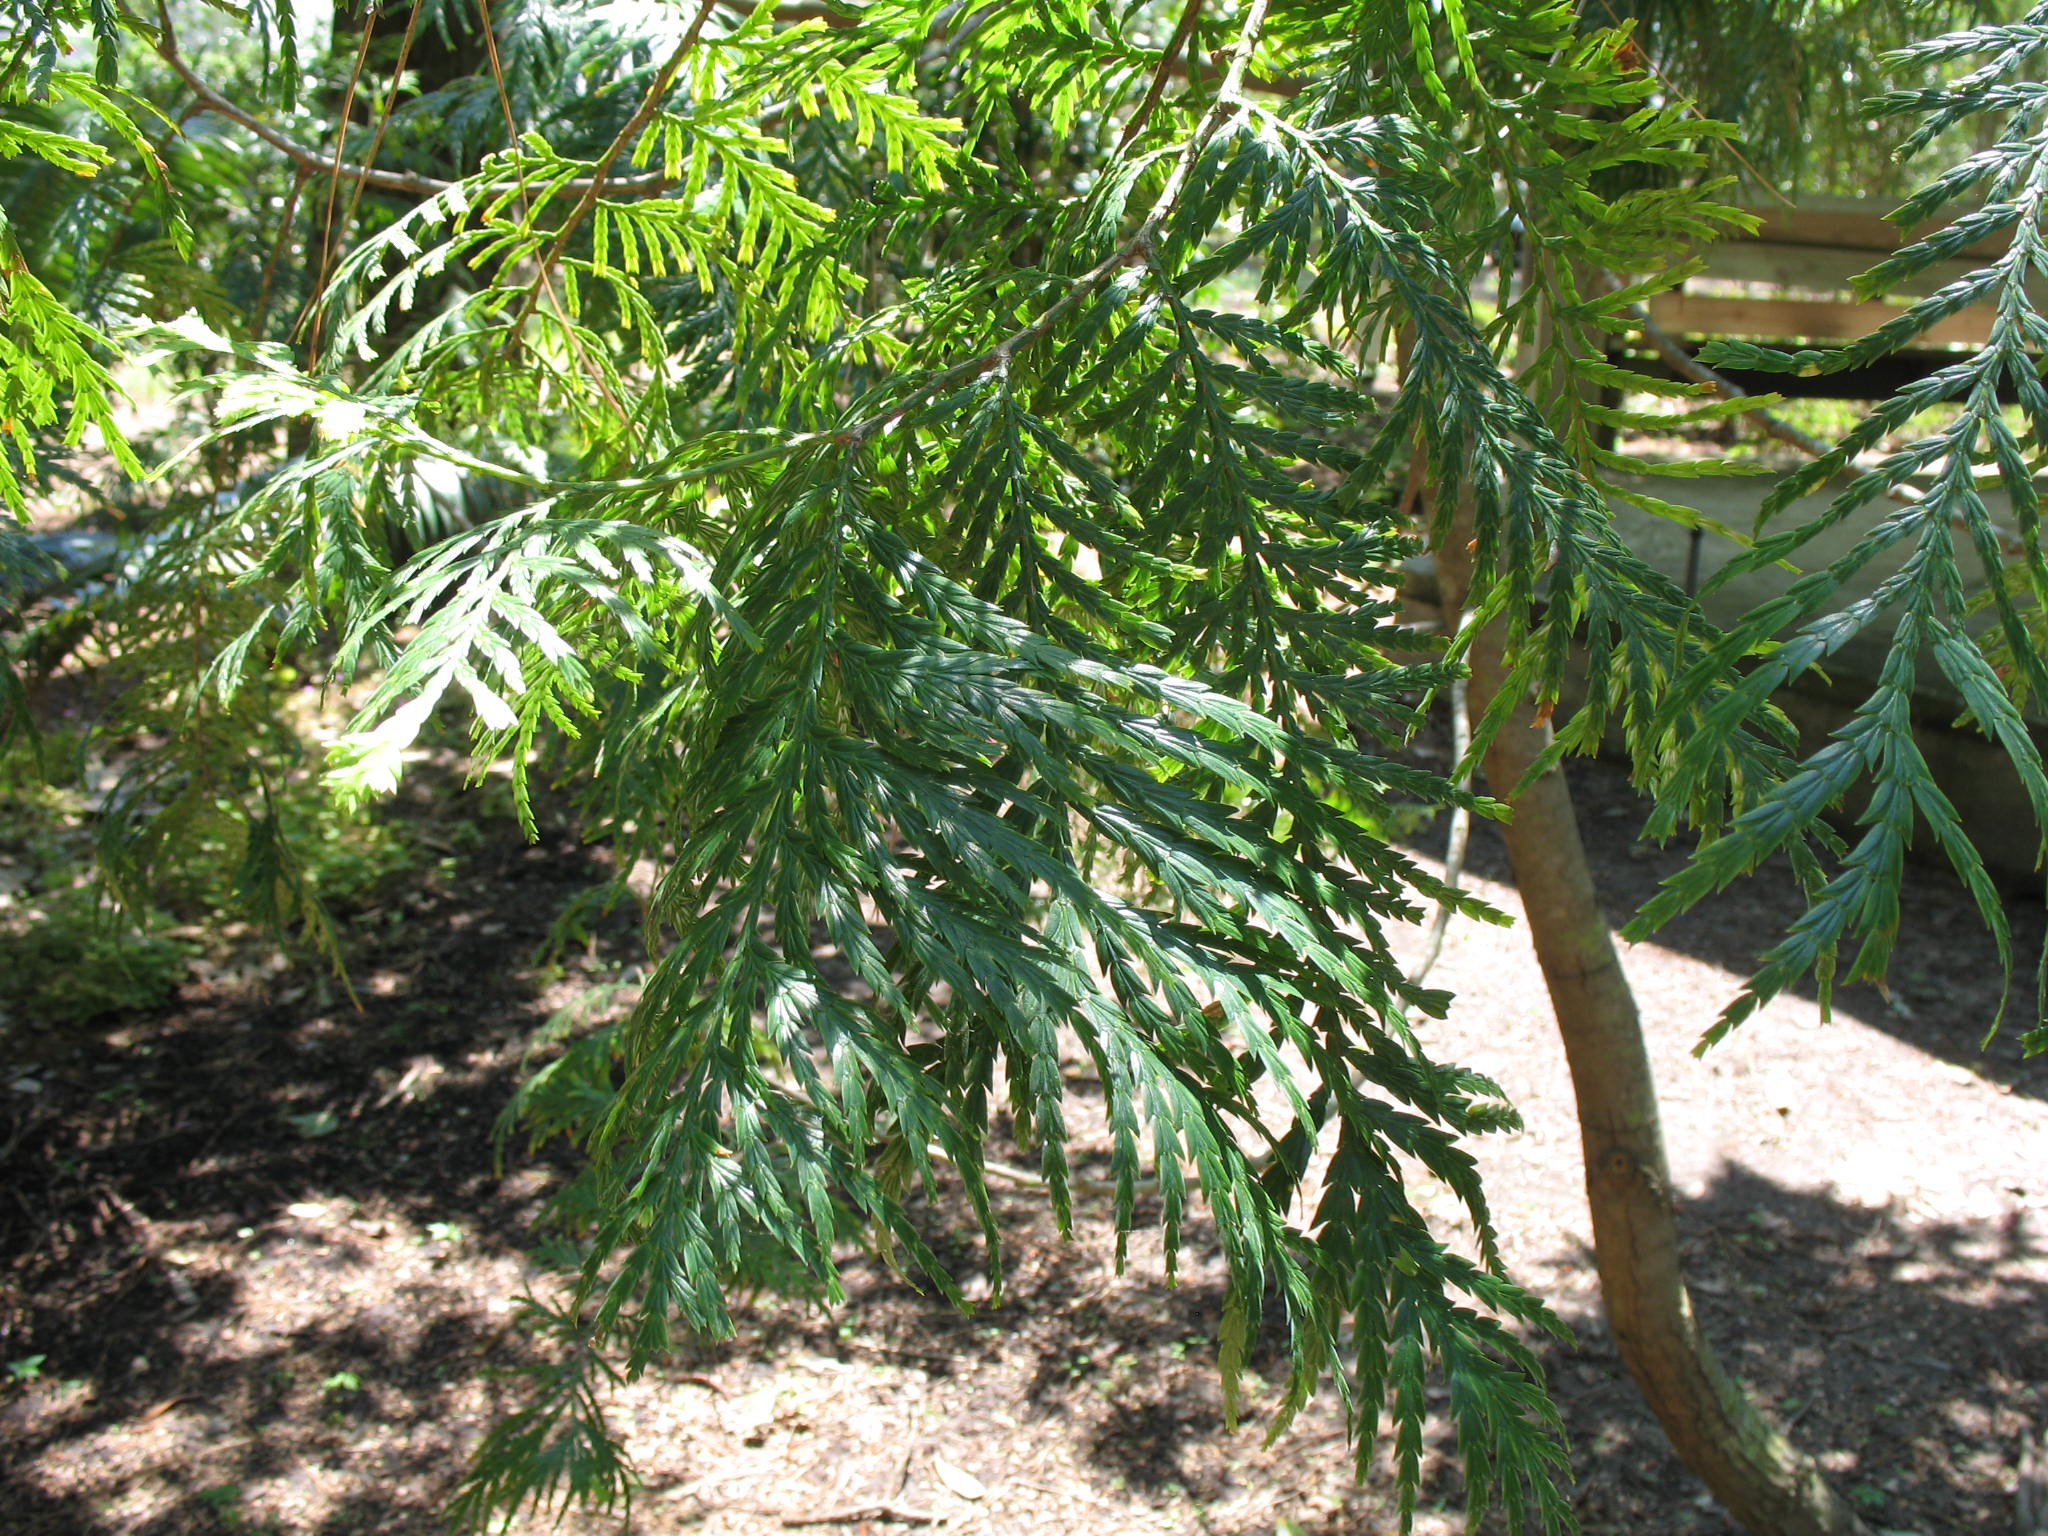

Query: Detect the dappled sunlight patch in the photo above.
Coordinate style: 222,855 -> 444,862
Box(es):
1373,752 -> 2048,1532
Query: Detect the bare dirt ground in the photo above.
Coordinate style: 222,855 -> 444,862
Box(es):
4,748 -> 2046,1536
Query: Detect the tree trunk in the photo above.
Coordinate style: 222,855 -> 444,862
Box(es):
1431,531 -> 1871,1536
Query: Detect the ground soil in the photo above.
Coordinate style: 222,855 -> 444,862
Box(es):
4,746 -> 2046,1536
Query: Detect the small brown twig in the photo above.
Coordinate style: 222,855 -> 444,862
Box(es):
716,0 -> 1300,91
249,167 -> 309,340
781,1503 -> 941,1527
499,0 -> 725,345
1407,666 -> 1471,989
0,1104 -> 45,1164
1011,1476 -> 1115,1509
470,0 -> 638,425
2019,1427 -> 2048,1534
839,0 -> 1275,449
300,0 -> 430,356
95,1180 -> 154,1238
150,8 -> 667,202
1117,0 -> 1207,151
833,1337 -> 969,1367
300,0 -> 380,357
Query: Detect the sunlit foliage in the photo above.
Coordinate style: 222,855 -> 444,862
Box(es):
4,0 -> 2047,1528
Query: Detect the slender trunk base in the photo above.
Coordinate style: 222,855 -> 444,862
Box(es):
1432,533 -> 1870,1536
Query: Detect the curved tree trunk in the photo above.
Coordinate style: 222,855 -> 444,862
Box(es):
1431,531 -> 1871,1536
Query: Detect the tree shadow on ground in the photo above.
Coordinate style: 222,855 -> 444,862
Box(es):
1329,1161 -> 2042,1535
8,744 -> 2043,1535
763,1156 -> 2045,1534
0,807 -> 640,1535
1405,740 -> 2048,1103
960,1156 -> 2045,1534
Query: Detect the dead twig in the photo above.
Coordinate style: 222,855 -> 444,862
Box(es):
835,1337 -> 970,1367
135,1393 -> 205,1423
1782,1387 -> 1821,1431
894,1401 -> 917,1494
0,1106 -> 44,1164
94,1181 -> 154,1238
781,1503 -> 941,1527
151,4 -> 667,202
1272,1425 -> 1350,1463
1011,1476 -> 1115,1509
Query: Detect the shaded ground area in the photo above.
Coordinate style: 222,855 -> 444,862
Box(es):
4,751 -> 2047,1535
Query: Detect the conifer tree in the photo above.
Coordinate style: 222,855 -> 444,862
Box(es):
4,1 -> 2047,1531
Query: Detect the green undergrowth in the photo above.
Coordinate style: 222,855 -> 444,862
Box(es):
0,719 -> 435,1029
0,884 -> 196,1027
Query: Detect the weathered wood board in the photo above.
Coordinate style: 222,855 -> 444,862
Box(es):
1640,195 -> 2037,350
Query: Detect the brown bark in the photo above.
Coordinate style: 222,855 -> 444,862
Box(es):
1431,530 -> 1871,1536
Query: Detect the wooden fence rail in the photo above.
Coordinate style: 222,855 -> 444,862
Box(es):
1620,195 -> 2038,398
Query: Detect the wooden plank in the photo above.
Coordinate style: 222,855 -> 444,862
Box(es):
1740,205 -> 1911,252
1646,291 -> 2001,349
1695,240 -> 1984,300
1608,347 -> 2030,402
1696,242 -> 2048,309
1734,201 -> 2009,260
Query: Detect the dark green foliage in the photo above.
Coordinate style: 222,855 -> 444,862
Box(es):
444,1296 -> 635,1531
7,0 -> 2048,1532
1592,0 -> 2007,194
1622,3 -> 2048,1047
125,6 -> 1711,1529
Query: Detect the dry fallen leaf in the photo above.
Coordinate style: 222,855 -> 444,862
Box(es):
136,1395 -> 201,1424
930,1453 -> 987,1501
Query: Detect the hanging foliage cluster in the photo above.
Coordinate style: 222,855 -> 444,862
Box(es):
6,0 -> 2048,1526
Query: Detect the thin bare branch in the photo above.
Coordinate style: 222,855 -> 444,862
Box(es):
499,0 -> 725,343
1118,0 -> 1207,151
152,12 -> 669,201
